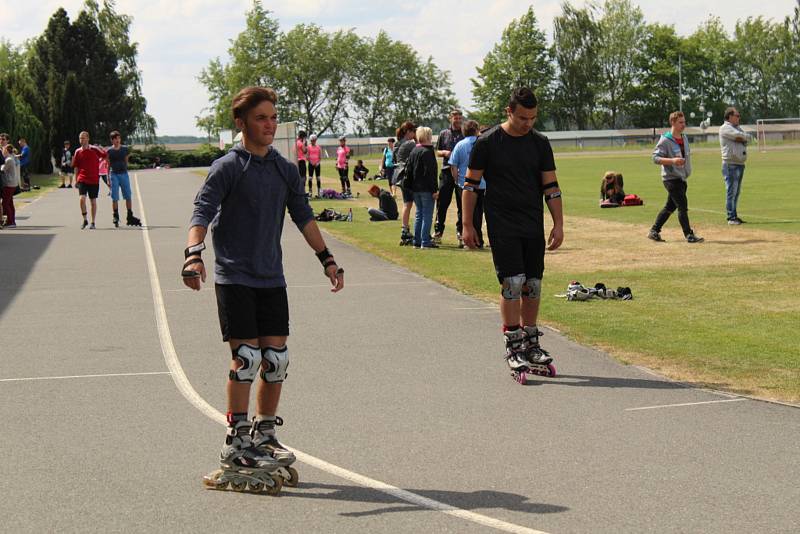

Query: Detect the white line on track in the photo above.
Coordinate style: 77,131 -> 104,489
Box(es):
134,173 -> 550,534
0,371 -> 171,383
625,398 -> 748,411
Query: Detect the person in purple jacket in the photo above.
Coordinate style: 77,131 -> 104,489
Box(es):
182,86 -> 345,494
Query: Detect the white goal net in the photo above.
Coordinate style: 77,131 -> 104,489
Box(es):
756,118 -> 800,152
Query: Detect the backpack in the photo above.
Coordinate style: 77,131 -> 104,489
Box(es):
621,194 -> 643,206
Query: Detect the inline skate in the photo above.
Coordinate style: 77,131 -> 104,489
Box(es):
251,416 -> 299,487
203,421 -> 283,494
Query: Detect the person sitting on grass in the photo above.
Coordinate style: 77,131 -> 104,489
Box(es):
353,159 -> 369,181
600,171 -> 625,204
367,184 -> 398,221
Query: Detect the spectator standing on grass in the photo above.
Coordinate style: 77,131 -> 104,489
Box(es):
1,144 -> 20,228
380,138 -> 396,193
433,110 -> 464,244
72,131 -> 107,230
449,120 -> 484,248
18,137 -> 31,191
393,121 -> 417,246
405,126 -> 439,249
648,111 -> 703,243
719,107 -> 748,225
335,136 -> 352,195
367,184 -> 398,221
306,134 -> 322,198
59,140 -> 74,188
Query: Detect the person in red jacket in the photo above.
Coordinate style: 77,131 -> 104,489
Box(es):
71,131 -> 107,229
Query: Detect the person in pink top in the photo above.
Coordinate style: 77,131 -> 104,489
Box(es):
98,155 -> 110,195
295,131 -> 307,195
335,135 -> 351,195
306,134 -> 322,198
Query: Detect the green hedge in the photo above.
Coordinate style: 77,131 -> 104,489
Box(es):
128,144 -> 225,170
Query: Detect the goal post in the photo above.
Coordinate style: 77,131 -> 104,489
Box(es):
755,118 -> 800,152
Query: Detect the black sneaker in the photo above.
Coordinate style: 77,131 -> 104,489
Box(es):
647,230 -> 664,242
421,243 -> 439,249
686,233 -> 704,243
734,217 -> 745,224
81,219 -> 88,229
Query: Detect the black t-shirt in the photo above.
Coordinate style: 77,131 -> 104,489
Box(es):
378,189 -> 398,220
107,145 -> 129,173
436,127 -> 464,169
468,125 -> 556,238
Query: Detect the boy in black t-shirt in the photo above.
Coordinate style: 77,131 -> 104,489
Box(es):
462,87 -> 564,380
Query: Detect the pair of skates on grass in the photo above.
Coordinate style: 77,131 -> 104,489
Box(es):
504,326 -> 556,385
203,417 -> 299,495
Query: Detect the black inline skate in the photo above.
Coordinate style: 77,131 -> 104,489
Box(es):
126,210 -> 141,227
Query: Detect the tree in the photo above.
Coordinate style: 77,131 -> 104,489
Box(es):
197,0 -> 282,130
471,6 -> 554,126
83,0 -> 156,143
551,2 -> 600,130
683,17 -> 735,125
276,25 -> 361,136
595,0 -> 646,128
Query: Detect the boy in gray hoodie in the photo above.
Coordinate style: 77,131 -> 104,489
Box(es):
183,87 -> 345,493
719,107 -> 748,224
648,111 -> 703,243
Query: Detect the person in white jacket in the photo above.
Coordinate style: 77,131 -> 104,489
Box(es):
719,107 -> 749,225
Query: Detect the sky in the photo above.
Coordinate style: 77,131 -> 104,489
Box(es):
2,1 -> 796,136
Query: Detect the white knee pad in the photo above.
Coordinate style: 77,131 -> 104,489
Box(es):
261,346 -> 289,383
229,344 -> 262,383
501,274 -> 526,300
523,277 -> 541,300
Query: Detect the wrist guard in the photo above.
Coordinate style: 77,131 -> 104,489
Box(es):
184,242 -> 206,258
545,191 -> 562,201
315,247 -> 333,265
181,257 -> 203,278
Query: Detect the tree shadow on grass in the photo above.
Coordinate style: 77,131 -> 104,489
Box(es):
279,481 -> 569,518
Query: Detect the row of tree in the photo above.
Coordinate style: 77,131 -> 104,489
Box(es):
197,1 -> 458,138
0,0 -> 155,172
471,0 -> 800,129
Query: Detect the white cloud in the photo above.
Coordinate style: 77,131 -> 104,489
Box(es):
3,1 -> 796,135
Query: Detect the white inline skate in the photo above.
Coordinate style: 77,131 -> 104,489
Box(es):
251,416 -> 299,487
203,421 -> 283,494
521,325 -> 556,379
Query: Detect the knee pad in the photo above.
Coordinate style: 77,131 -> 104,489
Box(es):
229,344 -> 262,383
522,277 -> 541,300
261,346 -> 289,383
501,274 -> 526,300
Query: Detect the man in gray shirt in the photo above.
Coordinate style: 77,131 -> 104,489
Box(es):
719,107 -> 748,225
183,86 -> 345,494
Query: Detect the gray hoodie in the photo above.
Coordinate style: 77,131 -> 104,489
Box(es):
652,132 -> 691,182
190,144 -> 314,288
719,122 -> 748,165
1,154 -> 20,188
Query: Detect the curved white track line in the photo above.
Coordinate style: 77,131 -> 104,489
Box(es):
134,173 -> 550,534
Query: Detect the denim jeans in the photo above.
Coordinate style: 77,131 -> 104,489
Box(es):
722,163 -> 745,220
413,192 -> 435,247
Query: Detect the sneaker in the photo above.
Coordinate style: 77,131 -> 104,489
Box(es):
647,229 -> 664,242
686,233 -> 704,243
728,219 -> 742,225
89,223 -> 96,230
81,219 -> 88,229
5,224 -> 16,229
67,184 -> 73,188
58,184 -> 66,189
421,243 -> 439,249
734,217 -> 745,224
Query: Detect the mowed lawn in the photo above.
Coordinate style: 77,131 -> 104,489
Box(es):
193,145 -> 799,402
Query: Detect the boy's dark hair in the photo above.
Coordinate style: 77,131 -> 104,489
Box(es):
387,137 -> 395,143
110,131 -> 120,139
232,86 -> 278,121
508,87 -> 538,111
298,130 -> 307,139
462,120 -> 479,137
357,159 -> 364,164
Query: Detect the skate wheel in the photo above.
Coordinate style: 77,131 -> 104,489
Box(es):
513,371 -> 527,385
231,480 -> 247,492
284,466 -> 299,487
547,364 -> 557,377
202,469 -> 227,490
248,480 -> 264,492
266,474 -> 283,496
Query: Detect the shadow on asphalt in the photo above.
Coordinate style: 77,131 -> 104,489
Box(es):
524,374 -> 725,390
0,226 -> 64,230
0,233 -> 54,319
281,482 -> 569,518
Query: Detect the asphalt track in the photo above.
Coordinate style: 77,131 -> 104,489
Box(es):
1,168 -> 798,533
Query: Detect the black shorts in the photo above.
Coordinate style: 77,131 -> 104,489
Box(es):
298,160 -> 307,178
401,186 -> 414,203
490,235 -> 545,283
309,163 -> 321,178
77,183 -> 99,199
215,284 -> 289,341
